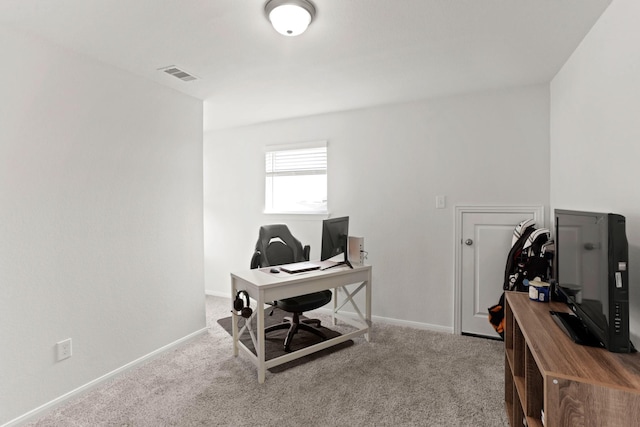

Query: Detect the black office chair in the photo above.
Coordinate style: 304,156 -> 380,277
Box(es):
251,224 -> 332,352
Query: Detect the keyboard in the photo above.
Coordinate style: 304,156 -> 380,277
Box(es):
279,262 -> 321,274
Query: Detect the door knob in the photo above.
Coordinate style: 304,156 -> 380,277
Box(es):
465,239 -> 473,246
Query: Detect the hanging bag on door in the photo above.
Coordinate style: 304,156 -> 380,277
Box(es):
488,220 -> 554,338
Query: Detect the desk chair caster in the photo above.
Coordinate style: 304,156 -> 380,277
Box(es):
265,312 -> 328,352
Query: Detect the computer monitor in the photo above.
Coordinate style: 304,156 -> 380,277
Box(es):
320,216 -> 352,269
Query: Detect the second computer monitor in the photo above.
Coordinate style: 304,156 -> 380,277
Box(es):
320,216 -> 349,261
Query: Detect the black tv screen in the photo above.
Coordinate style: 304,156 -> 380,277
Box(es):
553,209 -> 631,353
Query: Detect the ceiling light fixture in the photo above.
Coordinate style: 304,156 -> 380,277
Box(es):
265,0 -> 316,37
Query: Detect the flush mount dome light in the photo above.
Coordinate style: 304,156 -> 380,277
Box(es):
265,0 -> 316,36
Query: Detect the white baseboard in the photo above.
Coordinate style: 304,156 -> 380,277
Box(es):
205,294 -> 454,334
3,327 -> 208,427
369,313 -> 454,334
207,294 -> 454,334
205,289 -> 230,298
316,308 -> 453,334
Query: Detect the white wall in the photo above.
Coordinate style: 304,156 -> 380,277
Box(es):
204,84 -> 550,329
550,0 -> 640,341
0,27 -> 205,424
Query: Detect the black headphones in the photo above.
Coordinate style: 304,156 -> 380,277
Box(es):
233,290 -> 253,319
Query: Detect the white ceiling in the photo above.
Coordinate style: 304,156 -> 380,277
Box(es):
0,0 -> 611,130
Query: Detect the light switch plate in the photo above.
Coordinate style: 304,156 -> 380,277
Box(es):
57,338 -> 72,361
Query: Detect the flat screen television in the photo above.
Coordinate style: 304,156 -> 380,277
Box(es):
551,209 -> 632,353
320,216 -> 352,270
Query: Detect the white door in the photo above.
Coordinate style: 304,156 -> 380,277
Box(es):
455,207 -> 543,338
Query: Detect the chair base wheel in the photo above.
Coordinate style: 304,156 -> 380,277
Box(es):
265,312 -> 327,352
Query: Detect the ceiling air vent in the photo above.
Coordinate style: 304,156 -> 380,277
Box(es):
159,65 -> 198,82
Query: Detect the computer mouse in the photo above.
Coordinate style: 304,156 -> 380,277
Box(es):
270,268 -> 280,273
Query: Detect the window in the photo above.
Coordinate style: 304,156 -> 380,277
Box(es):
265,141 -> 327,214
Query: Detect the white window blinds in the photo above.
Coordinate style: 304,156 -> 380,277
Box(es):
265,146 -> 327,176
265,142 -> 327,213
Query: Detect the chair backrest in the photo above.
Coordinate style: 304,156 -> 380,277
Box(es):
252,224 -> 307,267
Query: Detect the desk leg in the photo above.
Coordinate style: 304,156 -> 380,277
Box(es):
365,277 -> 372,342
257,294 -> 266,384
231,278 -> 239,357
332,287 -> 338,326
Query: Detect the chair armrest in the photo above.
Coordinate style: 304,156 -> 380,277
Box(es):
303,245 -> 310,261
250,251 -> 261,269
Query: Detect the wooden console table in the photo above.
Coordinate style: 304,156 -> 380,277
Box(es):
504,291 -> 640,427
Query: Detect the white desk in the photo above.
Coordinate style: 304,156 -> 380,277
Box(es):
230,261 -> 372,383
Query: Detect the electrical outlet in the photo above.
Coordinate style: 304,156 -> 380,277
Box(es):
56,338 -> 72,361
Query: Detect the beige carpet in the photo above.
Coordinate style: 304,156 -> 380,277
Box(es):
26,296 -> 509,426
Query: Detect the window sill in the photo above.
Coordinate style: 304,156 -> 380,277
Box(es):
263,211 -> 329,221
